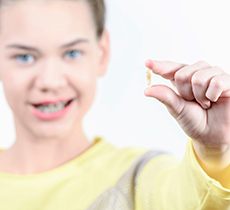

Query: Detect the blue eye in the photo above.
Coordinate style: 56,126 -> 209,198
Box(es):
65,50 -> 82,59
15,54 -> 35,64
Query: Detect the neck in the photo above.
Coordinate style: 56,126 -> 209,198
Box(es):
0,127 -> 92,174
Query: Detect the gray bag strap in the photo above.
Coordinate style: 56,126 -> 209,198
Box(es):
86,150 -> 165,210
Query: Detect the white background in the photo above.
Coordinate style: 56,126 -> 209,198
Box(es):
0,0 -> 230,159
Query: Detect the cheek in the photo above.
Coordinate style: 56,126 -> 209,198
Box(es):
1,74 -> 28,109
2,84 -> 20,111
76,73 -> 97,100
68,64 -> 98,89
69,70 -> 97,104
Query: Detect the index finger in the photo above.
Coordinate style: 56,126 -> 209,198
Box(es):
145,59 -> 187,80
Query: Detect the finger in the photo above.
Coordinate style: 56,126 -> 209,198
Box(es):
206,74 -> 230,102
174,61 -> 211,101
191,67 -> 224,109
145,59 -> 186,80
144,84 -> 185,118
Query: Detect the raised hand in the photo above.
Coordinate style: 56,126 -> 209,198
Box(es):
144,60 -> 230,148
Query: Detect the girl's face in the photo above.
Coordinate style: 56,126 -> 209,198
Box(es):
0,0 -> 109,139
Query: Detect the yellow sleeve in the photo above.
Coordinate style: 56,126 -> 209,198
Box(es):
190,139 -> 230,189
135,140 -> 230,210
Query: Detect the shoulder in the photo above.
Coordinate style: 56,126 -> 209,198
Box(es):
95,137 -> 149,165
90,137 -> 150,178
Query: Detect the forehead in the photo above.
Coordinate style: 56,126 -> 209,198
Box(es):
0,0 -> 96,46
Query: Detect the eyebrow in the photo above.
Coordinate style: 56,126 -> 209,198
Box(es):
5,38 -> 89,53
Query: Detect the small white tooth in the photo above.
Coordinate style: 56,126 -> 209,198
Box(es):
61,101 -> 67,106
37,102 -> 65,113
56,103 -> 63,110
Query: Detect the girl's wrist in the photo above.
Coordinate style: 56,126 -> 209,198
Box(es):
192,139 -> 230,175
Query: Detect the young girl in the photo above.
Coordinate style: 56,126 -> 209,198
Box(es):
0,0 -> 230,209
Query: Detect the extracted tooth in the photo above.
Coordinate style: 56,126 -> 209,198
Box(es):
146,68 -> 152,87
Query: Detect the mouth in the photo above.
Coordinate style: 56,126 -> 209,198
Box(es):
32,98 -> 75,113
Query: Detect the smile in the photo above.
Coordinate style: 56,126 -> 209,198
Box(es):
34,99 -> 73,113
31,99 -> 75,120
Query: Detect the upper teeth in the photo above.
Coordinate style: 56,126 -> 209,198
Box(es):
37,101 -> 67,113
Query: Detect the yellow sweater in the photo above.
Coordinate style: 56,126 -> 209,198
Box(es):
0,138 -> 229,210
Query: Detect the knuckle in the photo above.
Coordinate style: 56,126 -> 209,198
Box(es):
191,72 -> 203,86
174,71 -> 185,83
194,60 -> 210,67
211,66 -> 224,73
174,69 -> 190,83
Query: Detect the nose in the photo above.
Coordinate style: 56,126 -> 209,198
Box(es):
34,59 -> 67,92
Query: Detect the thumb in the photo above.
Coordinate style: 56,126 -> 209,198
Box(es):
145,85 -> 185,118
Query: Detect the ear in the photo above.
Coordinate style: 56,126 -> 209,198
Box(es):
96,29 -> 110,77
